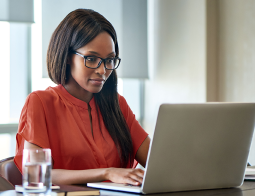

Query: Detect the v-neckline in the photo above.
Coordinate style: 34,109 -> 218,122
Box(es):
88,103 -> 94,139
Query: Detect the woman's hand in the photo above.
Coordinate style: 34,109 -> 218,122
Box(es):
105,168 -> 144,186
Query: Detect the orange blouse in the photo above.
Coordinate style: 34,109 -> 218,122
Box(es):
14,85 -> 148,172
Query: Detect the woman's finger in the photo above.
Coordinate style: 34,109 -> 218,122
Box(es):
129,173 -> 143,183
106,168 -> 145,185
125,177 -> 141,186
133,169 -> 144,178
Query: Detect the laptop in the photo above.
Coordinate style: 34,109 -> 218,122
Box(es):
87,103 -> 255,194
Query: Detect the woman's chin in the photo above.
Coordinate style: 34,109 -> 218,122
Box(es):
89,86 -> 104,94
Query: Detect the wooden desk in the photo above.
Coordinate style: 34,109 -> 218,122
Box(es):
1,181 -> 255,196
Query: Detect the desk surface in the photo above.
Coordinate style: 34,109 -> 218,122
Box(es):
1,181 -> 255,196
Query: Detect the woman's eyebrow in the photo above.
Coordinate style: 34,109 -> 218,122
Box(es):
88,51 -> 116,56
87,51 -> 99,55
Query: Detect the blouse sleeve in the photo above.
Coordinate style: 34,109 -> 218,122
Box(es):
14,92 -> 51,172
118,94 -> 148,159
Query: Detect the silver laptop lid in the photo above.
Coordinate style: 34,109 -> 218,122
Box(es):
142,103 -> 255,194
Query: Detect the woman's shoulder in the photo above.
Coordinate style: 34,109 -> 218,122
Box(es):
117,94 -> 131,115
118,94 -> 127,105
27,86 -> 60,104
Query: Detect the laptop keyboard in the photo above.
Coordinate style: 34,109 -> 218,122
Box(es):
126,184 -> 142,187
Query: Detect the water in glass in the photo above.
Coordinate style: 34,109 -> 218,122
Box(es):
22,149 -> 52,195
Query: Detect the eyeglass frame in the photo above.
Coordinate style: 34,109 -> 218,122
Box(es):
71,51 -> 121,70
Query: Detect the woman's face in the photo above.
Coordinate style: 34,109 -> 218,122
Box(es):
68,31 -> 115,94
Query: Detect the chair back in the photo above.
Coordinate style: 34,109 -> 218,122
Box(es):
0,157 -> 22,186
0,175 -> 14,191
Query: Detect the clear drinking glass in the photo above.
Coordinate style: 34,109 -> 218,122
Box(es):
22,149 -> 52,195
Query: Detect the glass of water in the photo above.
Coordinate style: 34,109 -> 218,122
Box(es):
22,149 -> 52,195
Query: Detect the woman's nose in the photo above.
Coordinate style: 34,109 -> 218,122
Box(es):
96,61 -> 106,75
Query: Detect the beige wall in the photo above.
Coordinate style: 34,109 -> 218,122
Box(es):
218,0 -> 255,102
144,0 -> 255,163
218,0 -> 255,163
145,0 -> 206,135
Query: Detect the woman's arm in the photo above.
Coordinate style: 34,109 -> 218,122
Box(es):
135,136 -> 151,168
24,141 -> 144,185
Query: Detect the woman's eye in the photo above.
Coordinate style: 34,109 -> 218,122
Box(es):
87,57 -> 97,62
106,58 -> 114,63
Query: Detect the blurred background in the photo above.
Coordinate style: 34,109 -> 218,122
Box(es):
0,0 -> 255,163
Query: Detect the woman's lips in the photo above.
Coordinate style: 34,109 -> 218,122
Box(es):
89,78 -> 105,85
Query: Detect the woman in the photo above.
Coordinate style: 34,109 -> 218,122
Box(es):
14,9 -> 150,185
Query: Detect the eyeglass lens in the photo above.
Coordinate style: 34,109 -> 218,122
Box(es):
85,57 -> 120,69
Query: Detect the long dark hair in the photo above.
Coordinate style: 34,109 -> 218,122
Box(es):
47,9 -> 133,167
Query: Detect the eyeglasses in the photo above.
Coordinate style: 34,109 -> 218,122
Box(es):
72,51 -> 121,70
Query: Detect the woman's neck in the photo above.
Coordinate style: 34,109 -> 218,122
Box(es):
64,76 -> 93,103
